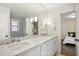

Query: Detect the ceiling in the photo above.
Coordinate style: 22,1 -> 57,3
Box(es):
61,11 -> 76,20
0,3 -> 65,18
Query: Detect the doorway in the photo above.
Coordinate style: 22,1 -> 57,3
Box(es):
61,11 -> 76,56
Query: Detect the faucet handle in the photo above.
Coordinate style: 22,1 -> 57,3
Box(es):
11,39 -> 15,43
16,39 -> 20,42
14,38 -> 20,42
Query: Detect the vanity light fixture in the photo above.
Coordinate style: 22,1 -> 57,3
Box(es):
43,20 -> 51,26
30,17 -> 38,22
47,21 -> 51,25
43,20 -> 47,25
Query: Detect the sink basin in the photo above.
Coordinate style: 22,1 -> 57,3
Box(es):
8,42 -> 29,50
19,42 -> 29,44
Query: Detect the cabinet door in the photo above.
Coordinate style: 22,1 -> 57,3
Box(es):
26,46 -> 40,56
46,40 -> 52,56
51,37 -> 57,55
41,42 -> 48,56
54,37 -> 57,53
41,40 -> 51,56
51,39 -> 55,55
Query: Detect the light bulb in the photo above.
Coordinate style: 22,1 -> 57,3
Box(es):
30,18 -> 33,22
34,17 -> 38,22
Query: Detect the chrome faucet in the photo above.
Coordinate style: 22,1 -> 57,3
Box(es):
6,38 -> 21,45
11,38 -> 20,42
0,38 -> 21,46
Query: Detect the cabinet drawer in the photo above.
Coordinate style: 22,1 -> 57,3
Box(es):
41,40 -> 51,56
40,43 -> 48,56
15,51 -> 27,56
16,46 -> 40,56
26,46 -> 40,56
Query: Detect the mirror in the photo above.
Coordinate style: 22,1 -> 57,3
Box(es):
10,18 -> 26,37
26,17 -> 38,35
10,17 -> 38,37
9,3 -> 47,38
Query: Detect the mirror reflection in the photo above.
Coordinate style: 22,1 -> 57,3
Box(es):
10,17 -> 38,37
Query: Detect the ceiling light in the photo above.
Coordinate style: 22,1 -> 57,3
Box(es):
67,13 -> 76,18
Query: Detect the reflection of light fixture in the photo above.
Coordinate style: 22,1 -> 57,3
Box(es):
47,22 -> 51,25
30,17 -> 38,22
43,20 -> 51,25
30,18 -> 33,22
43,20 -> 47,25
34,17 -> 38,22
67,13 -> 75,18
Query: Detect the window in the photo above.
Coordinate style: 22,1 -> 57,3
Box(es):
11,20 -> 19,32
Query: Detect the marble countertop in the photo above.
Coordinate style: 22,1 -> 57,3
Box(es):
0,35 -> 57,56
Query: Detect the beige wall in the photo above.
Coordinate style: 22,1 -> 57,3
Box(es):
61,18 -> 76,39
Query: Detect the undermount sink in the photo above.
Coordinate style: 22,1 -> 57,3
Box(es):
8,42 -> 29,50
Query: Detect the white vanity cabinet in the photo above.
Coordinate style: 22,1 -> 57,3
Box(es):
40,37 -> 57,56
51,37 -> 57,55
15,36 -> 57,56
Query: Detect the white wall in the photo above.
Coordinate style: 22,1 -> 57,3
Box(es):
49,4 -> 76,54
0,5 -> 10,41
76,4 -> 79,39
26,18 -> 33,35
35,4 -> 76,54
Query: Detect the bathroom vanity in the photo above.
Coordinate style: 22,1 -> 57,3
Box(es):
0,35 -> 58,56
